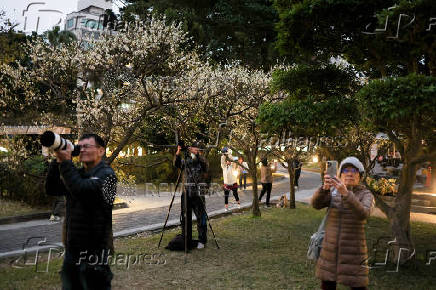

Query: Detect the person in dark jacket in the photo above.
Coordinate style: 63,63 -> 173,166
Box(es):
294,159 -> 302,187
46,133 -> 117,290
174,142 -> 209,250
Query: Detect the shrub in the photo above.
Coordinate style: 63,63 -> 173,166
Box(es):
112,151 -> 223,185
0,154 -> 51,206
366,176 -> 398,196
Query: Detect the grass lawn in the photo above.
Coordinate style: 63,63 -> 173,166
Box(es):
1,203 -> 436,289
0,199 -> 49,218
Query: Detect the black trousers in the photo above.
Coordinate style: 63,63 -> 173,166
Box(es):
224,187 -> 240,204
61,251 -> 113,290
181,192 -> 207,245
52,196 -> 65,216
321,281 -> 367,290
259,183 -> 272,205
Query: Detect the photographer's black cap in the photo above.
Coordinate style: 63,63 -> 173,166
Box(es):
190,141 -> 205,149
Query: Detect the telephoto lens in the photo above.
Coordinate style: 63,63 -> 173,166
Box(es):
40,131 -> 81,156
221,147 -> 232,155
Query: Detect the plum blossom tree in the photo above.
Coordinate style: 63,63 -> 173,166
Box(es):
215,65 -> 284,216
0,17 -> 213,164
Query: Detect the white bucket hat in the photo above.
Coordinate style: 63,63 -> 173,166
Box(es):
338,156 -> 365,175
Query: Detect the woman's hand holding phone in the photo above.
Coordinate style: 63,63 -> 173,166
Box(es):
323,174 -> 334,190
330,176 -> 349,197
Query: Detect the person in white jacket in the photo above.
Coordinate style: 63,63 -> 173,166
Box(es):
221,148 -> 241,211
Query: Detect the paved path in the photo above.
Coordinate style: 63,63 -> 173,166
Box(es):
2,168 -> 436,259
0,169 -> 322,258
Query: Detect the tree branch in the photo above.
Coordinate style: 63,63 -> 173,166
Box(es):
386,130 -> 405,157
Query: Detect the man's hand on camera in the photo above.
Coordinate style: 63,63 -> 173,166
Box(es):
54,149 -> 72,163
176,145 -> 182,156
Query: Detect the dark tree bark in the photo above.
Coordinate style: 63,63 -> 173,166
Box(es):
286,159 -> 296,209
248,150 -> 261,217
367,137 -> 423,264
388,139 -> 419,263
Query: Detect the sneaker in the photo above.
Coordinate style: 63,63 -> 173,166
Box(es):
49,214 -> 55,221
225,207 -> 228,212
53,215 -> 61,221
197,242 -> 205,249
237,203 -> 241,209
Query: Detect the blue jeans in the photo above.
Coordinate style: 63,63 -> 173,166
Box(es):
239,173 -> 247,189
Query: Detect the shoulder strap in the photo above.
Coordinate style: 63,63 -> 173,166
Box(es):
317,208 -> 329,232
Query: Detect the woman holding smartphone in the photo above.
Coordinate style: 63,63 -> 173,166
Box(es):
311,157 -> 374,290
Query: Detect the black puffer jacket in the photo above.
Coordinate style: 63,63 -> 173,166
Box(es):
174,153 -> 209,196
46,160 -> 117,258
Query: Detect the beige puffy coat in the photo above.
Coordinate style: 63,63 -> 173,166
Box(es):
311,185 -> 374,287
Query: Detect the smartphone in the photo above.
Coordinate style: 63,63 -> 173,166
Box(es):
326,160 -> 338,178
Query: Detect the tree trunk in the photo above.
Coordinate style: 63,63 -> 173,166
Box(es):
319,158 -> 326,183
249,153 -> 261,217
287,162 -> 296,209
106,125 -> 136,164
389,160 -> 416,263
431,161 -> 436,192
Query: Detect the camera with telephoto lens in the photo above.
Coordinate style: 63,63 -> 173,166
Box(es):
221,147 -> 232,156
40,131 -> 81,157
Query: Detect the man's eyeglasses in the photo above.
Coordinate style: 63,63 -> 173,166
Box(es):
341,167 -> 359,174
80,144 -> 99,150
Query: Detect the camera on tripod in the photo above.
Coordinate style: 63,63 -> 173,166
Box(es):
40,131 -> 81,157
177,140 -> 188,152
178,140 -> 206,152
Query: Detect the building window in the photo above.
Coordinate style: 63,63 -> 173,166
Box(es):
86,19 -> 97,29
80,18 -> 87,27
67,19 -> 74,29
79,18 -> 103,30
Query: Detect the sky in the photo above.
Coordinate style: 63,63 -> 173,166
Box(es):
1,0 -> 123,34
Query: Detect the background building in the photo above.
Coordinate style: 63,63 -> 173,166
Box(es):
64,0 -> 113,41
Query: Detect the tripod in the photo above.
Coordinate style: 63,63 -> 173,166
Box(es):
157,149 -> 220,253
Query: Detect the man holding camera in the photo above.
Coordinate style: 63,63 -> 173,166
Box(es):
45,133 -> 117,290
173,142 -> 209,250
